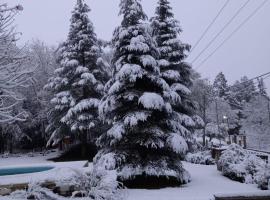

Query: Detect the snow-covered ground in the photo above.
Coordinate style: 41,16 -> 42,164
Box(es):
0,152 -> 57,167
0,155 -> 262,200
127,162 -> 261,200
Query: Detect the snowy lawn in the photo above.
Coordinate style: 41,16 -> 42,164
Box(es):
127,162 -> 261,200
0,155 -> 262,200
0,153 -> 88,185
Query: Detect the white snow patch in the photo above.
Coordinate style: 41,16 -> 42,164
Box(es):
167,133 -> 188,154
127,162 -> 261,200
158,59 -> 170,67
116,64 -> 143,82
108,81 -> 123,94
127,35 -> 150,53
107,123 -> 125,140
171,83 -> 191,95
138,92 -> 165,111
124,111 -> 151,127
140,55 -> 157,67
162,70 -> 181,81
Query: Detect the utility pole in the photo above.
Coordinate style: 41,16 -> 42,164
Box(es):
267,97 -> 270,123
215,99 -> 221,146
203,94 -> 206,147
262,95 -> 270,123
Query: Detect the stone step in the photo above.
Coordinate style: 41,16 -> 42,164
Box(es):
0,181 -> 56,196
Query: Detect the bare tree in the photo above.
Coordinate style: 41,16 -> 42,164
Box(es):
0,3 -> 32,123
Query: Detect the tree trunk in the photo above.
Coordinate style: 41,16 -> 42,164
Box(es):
80,131 -> 88,159
9,135 -> 13,154
215,100 -> 221,140
0,132 -> 3,154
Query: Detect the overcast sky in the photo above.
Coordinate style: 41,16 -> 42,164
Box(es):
8,0 -> 270,93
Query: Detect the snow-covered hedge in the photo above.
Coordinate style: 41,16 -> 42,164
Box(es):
185,151 -> 215,165
218,144 -> 269,190
255,164 -> 270,190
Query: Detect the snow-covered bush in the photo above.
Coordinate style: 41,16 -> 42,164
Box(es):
218,144 -> 269,190
185,151 -> 215,165
7,182 -> 61,200
242,155 -> 265,183
255,164 -> 270,190
218,144 -> 245,166
218,144 -> 250,182
68,168 -> 126,200
4,168 -> 126,200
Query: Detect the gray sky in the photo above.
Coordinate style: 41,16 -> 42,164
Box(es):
9,0 -> 270,93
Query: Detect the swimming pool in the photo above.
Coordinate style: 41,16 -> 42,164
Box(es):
0,166 -> 54,176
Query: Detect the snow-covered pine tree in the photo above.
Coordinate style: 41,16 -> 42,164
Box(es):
213,72 -> 229,98
95,0 -> 190,188
150,0 -> 200,139
212,73 -> 243,134
228,76 -> 257,109
45,0 -> 106,147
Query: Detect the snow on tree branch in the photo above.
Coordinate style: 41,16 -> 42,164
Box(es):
0,3 -> 32,123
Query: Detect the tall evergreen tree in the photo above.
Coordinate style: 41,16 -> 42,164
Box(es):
45,0 -> 106,146
151,0 -> 199,137
95,0 -> 190,188
231,76 -> 257,103
213,72 -> 228,98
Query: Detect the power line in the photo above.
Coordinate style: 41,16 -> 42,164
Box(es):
263,74 -> 270,80
228,71 -> 270,90
230,75 -> 270,109
197,0 -> 268,69
215,74 -> 270,110
190,0 -> 231,53
191,0 -> 250,64
224,74 -> 270,108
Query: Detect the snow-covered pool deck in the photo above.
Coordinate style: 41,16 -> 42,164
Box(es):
0,154 -> 87,185
128,162 -> 261,200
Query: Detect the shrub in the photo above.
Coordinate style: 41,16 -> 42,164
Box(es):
7,182 -> 61,200
69,168 -> 126,200
255,164 -> 270,190
218,144 -> 246,168
218,144 -> 269,190
185,151 -> 215,165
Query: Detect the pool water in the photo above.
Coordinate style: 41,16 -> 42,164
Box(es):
0,166 -> 54,176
